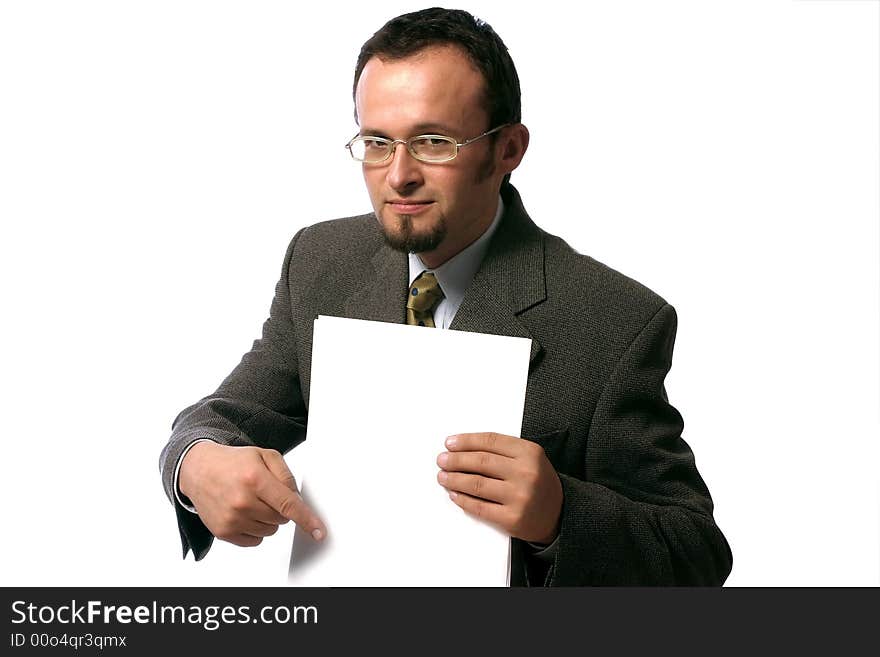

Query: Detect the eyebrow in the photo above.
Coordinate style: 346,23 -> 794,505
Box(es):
359,122 -> 460,138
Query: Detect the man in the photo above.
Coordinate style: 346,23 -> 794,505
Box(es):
159,7 -> 732,585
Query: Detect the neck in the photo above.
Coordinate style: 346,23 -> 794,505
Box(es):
417,197 -> 500,268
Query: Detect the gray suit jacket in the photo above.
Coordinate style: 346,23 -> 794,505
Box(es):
160,184 -> 732,585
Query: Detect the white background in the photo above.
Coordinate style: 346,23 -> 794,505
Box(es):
1,0 -> 877,586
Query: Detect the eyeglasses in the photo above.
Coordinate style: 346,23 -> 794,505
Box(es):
345,124 -> 510,164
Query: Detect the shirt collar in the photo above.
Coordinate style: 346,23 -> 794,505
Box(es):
408,195 -> 505,308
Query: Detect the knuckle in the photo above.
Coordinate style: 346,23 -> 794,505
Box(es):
518,463 -> 539,485
239,468 -> 261,489
220,511 -> 241,533
229,493 -> 250,512
241,446 -> 263,461
471,476 -> 484,497
513,489 -> 530,510
276,494 -> 298,520
524,468 -> 539,487
479,452 -> 491,469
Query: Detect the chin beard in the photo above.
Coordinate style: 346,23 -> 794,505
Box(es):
380,212 -> 447,254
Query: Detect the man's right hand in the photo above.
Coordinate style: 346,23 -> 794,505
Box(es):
178,441 -> 326,547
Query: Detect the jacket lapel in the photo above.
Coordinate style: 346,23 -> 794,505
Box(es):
340,241 -> 408,325
449,185 -> 546,366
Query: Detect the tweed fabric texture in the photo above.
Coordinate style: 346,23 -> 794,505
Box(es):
159,184 -> 732,586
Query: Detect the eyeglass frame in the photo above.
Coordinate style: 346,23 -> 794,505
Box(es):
345,123 -> 511,164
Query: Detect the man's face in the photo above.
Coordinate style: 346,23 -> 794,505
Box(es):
355,46 -> 504,268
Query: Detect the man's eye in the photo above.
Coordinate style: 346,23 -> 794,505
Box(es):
363,139 -> 386,149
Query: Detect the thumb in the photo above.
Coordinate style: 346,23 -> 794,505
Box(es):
261,449 -> 299,493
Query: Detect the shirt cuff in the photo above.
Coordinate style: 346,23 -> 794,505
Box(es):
526,534 -> 559,563
173,438 -> 213,514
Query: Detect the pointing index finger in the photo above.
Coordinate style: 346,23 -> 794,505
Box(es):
257,451 -> 326,541
257,477 -> 326,541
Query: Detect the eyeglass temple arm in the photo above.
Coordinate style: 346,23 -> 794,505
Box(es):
457,123 -> 511,147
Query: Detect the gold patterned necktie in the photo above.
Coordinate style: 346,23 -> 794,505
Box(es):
406,272 -> 445,328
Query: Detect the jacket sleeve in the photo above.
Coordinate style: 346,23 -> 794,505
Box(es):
544,303 -> 732,585
158,228 -> 309,561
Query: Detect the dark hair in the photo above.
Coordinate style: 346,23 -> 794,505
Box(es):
352,7 -> 521,130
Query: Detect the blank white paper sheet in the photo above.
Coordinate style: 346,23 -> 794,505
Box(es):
287,315 -> 532,586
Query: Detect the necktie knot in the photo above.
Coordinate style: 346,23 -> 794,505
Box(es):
406,272 -> 444,327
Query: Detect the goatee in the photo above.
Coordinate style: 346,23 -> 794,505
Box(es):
380,212 -> 447,254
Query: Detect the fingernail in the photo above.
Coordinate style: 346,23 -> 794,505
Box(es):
438,471 -> 448,484
311,528 -> 324,541
437,452 -> 449,467
448,491 -> 458,500
446,435 -> 458,448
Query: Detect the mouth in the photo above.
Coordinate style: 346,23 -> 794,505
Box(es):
386,200 -> 434,214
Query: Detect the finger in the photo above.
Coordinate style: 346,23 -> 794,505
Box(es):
240,520 -> 281,538
227,534 -> 264,548
248,499 -> 290,526
438,470 -> 511,504
447,489 -> 509,529
437,450 -> 514,479
445,432 -> 523,457
255,472 -> 326,541
259,450 -> 322,531
224,485 -> 289,526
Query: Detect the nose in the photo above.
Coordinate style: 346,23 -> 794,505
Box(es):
385,141 -> 424,193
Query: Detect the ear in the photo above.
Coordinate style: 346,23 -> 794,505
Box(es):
497,123 -> 530,176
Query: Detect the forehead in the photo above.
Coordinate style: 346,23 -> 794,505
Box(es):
355,46 -> 487,133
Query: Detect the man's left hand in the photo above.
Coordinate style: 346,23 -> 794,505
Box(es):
437,432 -> 563,545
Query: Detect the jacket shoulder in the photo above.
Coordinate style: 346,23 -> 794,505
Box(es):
289,213 -> 381,265
542,231 -> 670,320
